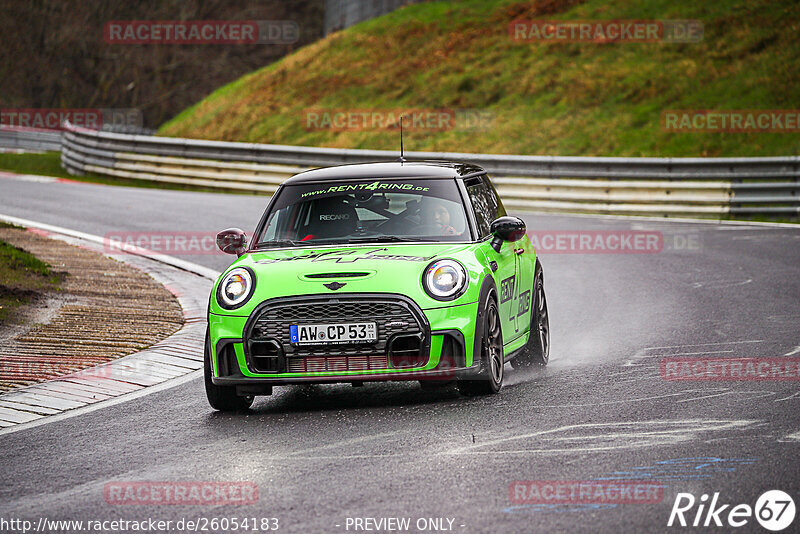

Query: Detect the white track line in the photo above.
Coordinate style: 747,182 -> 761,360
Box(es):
0,370 -> 201,436
0,214 -> 217,435
775,391 -> 800,402
0,213 -> 218,280
783,430 -> 800,441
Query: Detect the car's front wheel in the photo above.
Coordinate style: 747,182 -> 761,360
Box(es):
204,331 -> 254,411
458,294 -> 504,396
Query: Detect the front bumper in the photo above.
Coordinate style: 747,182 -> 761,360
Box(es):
211,363 -> 481,387
209,294 -> 479,383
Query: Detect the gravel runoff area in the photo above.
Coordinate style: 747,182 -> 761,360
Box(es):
0,226 -> 184,392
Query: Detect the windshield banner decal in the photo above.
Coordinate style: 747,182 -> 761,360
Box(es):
301,181 -> 430,198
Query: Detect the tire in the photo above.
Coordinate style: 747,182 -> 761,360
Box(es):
458,295 -> 504,396
204,331 -> 254,412
511,262 -> 550,369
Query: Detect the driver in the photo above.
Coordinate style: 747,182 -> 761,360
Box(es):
425,201 -> 457,235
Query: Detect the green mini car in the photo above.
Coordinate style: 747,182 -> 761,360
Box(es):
205,161 -> 549,410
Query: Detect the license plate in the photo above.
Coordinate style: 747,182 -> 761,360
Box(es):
290,322 -> 377,345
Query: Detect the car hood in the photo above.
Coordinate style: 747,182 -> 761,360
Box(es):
211,242 -> 486,316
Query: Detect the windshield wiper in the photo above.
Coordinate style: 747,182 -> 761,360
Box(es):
253,239 -> 300,249
346,235 -> 434,243
256,236 -> 436,248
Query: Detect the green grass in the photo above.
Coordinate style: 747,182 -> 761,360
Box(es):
724,214 -> 799,224
0,152 -> 75,179
0,237 -> 63,323
158,0 -> 800,157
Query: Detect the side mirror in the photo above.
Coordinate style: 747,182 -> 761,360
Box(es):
489,216 -> 526,252
216,228 -> 248,256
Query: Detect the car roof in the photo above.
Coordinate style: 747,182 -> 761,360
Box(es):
283,161 -> 486,185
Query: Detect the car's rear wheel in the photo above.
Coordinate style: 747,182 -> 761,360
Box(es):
458,295 -> 504,396
204,331 -> 254,411
511,263 -> 549,368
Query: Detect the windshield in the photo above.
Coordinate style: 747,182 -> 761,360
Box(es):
256,179 -> 470,247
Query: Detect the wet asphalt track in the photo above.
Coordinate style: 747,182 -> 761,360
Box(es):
1,176 -> 799,533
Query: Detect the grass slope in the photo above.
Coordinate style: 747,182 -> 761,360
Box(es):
0,226 -> 62,323
158,0 -> 800,157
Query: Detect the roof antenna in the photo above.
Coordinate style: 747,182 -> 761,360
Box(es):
398,115 -> 406,163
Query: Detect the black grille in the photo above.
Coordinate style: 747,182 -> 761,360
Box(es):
244,295 -> 429,371
304,272 -> 370,279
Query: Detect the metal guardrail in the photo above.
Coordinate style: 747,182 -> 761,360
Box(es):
0,127 -> 62,152
0,125 -> 156,153
60,123 -> 799,217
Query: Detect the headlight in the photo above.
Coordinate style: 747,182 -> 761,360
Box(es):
423,259 -> 467,301
217,267 -> 255,309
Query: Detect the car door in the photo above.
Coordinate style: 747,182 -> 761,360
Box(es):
486,176 -> 535,339
465,175 -> 521,342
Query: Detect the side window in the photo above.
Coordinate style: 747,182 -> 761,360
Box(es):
485,175 -> 507,218
466,175 -> 503,238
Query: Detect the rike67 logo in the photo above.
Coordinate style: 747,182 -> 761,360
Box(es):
668,490 -> 796,531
